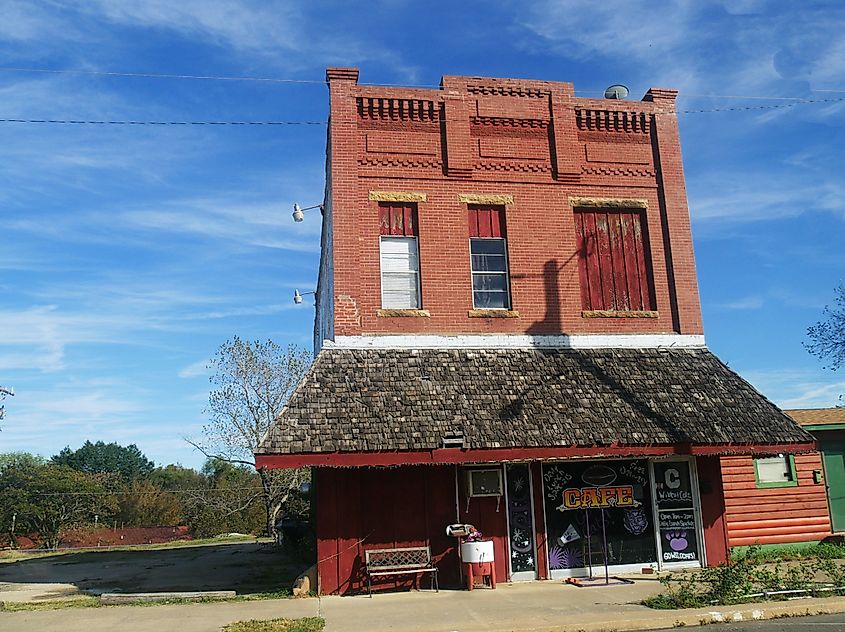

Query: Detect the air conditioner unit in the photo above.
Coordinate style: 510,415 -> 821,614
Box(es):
466,468 -> 503,497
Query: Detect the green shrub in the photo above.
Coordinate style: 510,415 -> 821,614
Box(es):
645,546 -> 845,610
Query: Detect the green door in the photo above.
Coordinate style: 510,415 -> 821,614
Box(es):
821,441 -> 845,533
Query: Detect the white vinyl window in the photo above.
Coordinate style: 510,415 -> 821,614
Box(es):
380,236 -> 421,309
754,455 -> 797,487
470,238 -> 511,309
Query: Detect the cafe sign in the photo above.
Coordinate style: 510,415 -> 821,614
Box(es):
561,485 -> 636,509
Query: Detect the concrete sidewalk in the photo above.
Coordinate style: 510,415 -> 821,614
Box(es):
4,580 -> 845,632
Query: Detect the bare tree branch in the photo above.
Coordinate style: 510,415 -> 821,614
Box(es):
187,338 -> 312,535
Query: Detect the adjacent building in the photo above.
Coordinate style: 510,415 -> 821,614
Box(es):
256,68 -> 814,594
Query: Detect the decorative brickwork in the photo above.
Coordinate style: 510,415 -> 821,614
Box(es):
320,68 -> 703,341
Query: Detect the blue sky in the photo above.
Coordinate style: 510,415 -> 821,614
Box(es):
1,1 -> 843,468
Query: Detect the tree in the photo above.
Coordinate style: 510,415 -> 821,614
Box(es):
114,480 -> 183,528
189,337 -> 312,536
807,284 -> 845,395
52,440 -> 155,482
0,462 -> 116,549
0,452 -> 46,473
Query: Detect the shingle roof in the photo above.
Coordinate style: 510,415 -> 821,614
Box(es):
786,408 -> 845,427
256,347 -> 813,455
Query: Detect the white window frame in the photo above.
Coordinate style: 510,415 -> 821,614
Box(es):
379,235 -> 421,309
469,237 -> 511,310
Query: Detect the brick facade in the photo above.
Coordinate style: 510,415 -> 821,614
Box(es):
317,68 -> 702,348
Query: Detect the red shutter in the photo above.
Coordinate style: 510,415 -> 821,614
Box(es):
575,209 -> 654,311
379,204 -> 417,236
468,205 -> 506,238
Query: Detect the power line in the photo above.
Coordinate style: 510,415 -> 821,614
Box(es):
679,96 -> 845,114
0,118 -> 326,126
0,67 -> 325,84
1,96 -> 842,127
3,66 -> 845,101
31,486 -> 272,496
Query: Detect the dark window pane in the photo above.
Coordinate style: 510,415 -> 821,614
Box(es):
473,274 -> 508,291
471,254 -> 507,272
470,238 -> 506,256
473,291 -> 509,309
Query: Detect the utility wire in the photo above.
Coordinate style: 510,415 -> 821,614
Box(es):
4,66 -> 845,101
678,95 -> 845,114
0,118 -> 326,126
1,96 -> 843,127
0,67 -> 325,84
30,486 -> 275,496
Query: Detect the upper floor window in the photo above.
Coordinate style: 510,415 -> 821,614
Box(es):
379,204 -> 420,309
468,205 -> 510,309
574,208 -> 655,312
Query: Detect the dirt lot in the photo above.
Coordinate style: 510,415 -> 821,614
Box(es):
0,541 -> 306,601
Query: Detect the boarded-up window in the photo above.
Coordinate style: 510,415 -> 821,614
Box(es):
574,209 -> 654,312
379,204 -> 420,309
468,205 -> 510,309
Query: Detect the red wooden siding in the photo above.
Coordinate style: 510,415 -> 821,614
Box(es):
574,208 -> 654,312
720,453 -> 832,547
697,456 -> 729,566
457,466 -> 510,583
315,465 -> 459,595
468,205 -> 506,238
379,203 -> 417,236
531,461 -> 549,579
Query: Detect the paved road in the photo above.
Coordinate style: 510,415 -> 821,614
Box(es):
655,613 -> 845,630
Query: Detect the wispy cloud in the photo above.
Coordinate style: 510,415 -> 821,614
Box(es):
178,359 -> 209,379
711,295 -> 764,311
742,367 -> 845,410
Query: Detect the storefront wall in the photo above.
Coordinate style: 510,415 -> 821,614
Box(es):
536,457 -> 705,580
315,457 -> 713,594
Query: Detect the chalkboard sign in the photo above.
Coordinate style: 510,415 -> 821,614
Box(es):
658,509 -> 698,562
653,462 -> 694,510
653,461 -> 699,563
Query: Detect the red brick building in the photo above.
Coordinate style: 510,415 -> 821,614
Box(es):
256,68 -> 814,594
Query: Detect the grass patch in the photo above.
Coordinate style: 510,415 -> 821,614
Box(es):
222,618 -> 324,632
0,535 -> 265,563
0,596 -> 101,612
0,590 -> 293,613
738,542 -> 845,563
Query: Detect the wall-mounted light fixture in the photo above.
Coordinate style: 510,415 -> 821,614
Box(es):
292,202 -> 324,223
293,289 -> 316,305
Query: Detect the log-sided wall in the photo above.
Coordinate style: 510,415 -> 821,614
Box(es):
721,453 -> 832,547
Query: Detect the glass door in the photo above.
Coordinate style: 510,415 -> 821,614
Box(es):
505,464 -> 537,580
651,459 -> 703,568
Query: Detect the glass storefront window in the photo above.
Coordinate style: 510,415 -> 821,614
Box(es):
542,460 -> 656,573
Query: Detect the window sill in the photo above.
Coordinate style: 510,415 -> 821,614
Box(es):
581,310 -> 659,319
755,480 -> 799,489
468,309 -> 520,319
377,309 -> 431,318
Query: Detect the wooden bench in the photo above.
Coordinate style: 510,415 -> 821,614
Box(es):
363,546 -> 439,596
